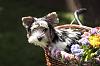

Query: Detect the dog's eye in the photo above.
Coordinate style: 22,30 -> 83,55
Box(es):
34,28 -> 37,30
31,28 -> 37,32
43,28 -> 48,32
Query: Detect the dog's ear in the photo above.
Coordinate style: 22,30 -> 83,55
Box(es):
22,16 -> 34,28
45,12 -> 59,25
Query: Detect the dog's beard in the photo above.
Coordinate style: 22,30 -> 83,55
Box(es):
28,31 -> 49,47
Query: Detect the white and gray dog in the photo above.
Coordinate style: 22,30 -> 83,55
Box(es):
22,9 -> 86,64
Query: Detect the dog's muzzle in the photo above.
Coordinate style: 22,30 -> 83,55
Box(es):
37,36 -> 43,41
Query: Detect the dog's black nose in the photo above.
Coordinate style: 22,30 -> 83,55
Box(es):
37,37 -> 42,41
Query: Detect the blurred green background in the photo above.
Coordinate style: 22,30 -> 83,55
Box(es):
0,0 -> 100,66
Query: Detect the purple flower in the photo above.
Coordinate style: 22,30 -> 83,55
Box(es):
51,49 -> 61,59
71,44 -> 83,56
78,38 -> 90,45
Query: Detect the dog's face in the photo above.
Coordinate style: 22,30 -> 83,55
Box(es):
22,12 -> 59,47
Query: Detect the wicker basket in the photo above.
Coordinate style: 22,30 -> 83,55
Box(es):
44,24 -> 92,66
45,49 -> 67,66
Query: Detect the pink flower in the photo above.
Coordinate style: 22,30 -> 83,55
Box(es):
90,28 -> 98,34
81,32 -> 91,38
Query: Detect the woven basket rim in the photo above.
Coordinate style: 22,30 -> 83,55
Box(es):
54,24 -> 92,30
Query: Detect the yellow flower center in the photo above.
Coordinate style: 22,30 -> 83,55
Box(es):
89,35 -> 100,48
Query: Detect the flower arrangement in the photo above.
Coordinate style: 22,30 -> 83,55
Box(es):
75,27 -> 100,65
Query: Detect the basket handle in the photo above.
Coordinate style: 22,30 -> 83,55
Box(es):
70,8 -> 87,26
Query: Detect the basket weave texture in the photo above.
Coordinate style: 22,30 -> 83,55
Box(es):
44,24 -> 91,66
45,50 -> 67,66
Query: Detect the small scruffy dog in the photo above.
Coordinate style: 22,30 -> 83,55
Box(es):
22,9 -> 86,64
